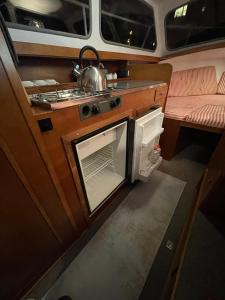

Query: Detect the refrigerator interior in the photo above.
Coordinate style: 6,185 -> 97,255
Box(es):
76,121 -> 127,212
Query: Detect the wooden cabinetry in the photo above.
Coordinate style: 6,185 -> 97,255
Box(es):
199,132 -> 225,208
0,28 -> 82,299
0,148 -> 63,299
154,84 -> 168,108
0,21 -> 169,297
32,87 -> 157,223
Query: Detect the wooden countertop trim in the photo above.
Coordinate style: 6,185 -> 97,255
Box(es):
161,41 -> 225,60
14,42 -> 160,62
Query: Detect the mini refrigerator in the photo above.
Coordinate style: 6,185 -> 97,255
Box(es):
72,108 -> 164,214
72,120 -> 128,213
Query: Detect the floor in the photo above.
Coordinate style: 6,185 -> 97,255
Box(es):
175,212 -> 225,300
33,128 -> 223,300
45,170 -> 185,300
140,144 -> 207,300
169,131 -> 225,300
140,129 -> 220,300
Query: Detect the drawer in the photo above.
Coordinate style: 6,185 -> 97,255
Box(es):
155,85 -> 168,103
123,88 -> 155,113
154,97 -> 165,106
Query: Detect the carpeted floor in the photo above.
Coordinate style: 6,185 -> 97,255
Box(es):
45,170 -> 186,300
175,212 -> 225,300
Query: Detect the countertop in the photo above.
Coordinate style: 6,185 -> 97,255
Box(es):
107,80 -> 164,90
31,80 -> 166,116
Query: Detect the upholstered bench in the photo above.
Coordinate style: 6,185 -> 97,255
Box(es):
161,66 -> 225,159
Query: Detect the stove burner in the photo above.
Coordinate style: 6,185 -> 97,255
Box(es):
30,88 -> 113,107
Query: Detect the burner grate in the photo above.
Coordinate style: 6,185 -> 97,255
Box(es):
30,88 -> 113,106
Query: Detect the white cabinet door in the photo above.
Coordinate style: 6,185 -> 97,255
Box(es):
131,108 -> 164,182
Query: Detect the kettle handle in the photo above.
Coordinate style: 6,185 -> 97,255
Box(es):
79,46 -> 100,68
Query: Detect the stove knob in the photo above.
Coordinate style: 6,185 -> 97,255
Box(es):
110,100 -> 117,108
110,97 -> 121,108
82,105 -> 90,116
92,104 -> 100,114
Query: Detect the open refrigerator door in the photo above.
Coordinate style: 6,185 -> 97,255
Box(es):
131,108 -> 164,182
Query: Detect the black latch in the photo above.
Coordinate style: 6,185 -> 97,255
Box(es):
38,118 -> 53,132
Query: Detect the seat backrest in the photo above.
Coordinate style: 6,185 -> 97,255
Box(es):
217,71 -> 225,95
168,66 -> 217,97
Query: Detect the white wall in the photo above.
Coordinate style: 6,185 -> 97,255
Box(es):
162,48 -> 225,81
9,0 -> 161,57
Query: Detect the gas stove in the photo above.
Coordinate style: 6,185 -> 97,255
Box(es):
30,87 -> 122,120
30,88 -> 112,106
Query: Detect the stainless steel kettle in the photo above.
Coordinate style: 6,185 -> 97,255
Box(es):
72,46 -> 107,92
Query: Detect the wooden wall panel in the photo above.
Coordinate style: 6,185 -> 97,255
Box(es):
0,147 -> 62,300
17,57 -> 127,83
160,118 -> 181,160
0,60 -> 76,244
199,132 -> 225,207
18,57 -> 75,83
0,27 -> 87,298
128,63 -> 173,85
14,41 -> 160,62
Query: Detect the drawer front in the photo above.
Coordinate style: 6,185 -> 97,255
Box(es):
155,85 -> 168,106
154,97 -> 165,106
132,88 -> 155,115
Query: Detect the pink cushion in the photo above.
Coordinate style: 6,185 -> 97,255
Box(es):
217,72 -> 225,95
165,95 -> 225,120
168,66 -> 218,97
185,105 -> 225,128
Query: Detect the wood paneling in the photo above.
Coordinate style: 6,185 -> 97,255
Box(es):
0,147 -> 63,300
18,56 -> 75,83
199,132 -> 225,207
160,118 -> 181,160
124,88 -> 156,116
128,63 -> 173,85
0,59 -> 76,243
154,84 -> 168,109
14,41 -> 160,62
128,64 -> 172,112
0,29 -> 86,234
0,27 -> 87,298
161,42 -> 225,61
17,56 -> 128,83
161,117 -> 224,160
32,88 -> 156,222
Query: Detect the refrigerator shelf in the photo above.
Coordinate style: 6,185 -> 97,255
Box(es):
139,156 -> 162,181
85,168 -> 124,212
81,144 -> 114,182
142,128 -> 164,147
